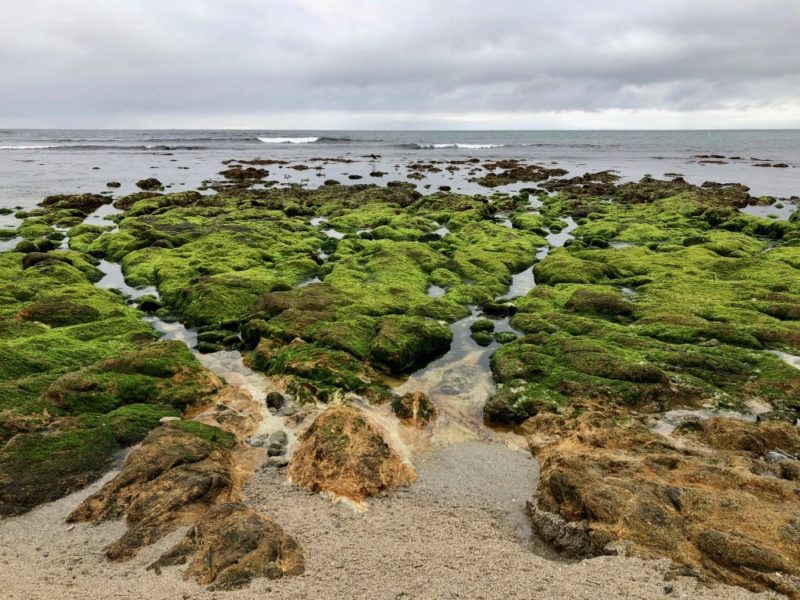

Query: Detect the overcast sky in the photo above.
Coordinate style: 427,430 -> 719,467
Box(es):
1,0 -> 798,129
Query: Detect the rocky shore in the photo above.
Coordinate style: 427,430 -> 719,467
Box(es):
0,157 -> 798,597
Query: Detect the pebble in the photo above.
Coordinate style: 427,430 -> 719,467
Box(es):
268,445 -> 286,457
280,405 -> 298,417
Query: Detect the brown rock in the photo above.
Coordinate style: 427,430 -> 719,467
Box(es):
288,405 -> 415,501
526,410 -> 800,596
148,502 -> 304,589
68,423 -> 238,560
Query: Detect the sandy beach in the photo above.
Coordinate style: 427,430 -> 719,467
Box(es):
0,439 -> 783,600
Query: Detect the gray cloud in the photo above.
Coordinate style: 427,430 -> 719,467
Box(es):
0,0 -> 798,127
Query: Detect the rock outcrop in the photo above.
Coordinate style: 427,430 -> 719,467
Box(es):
288,405 -> 415,501
524,409 -> 800,597
148,502 -> 304,589
68,422 -> 239,560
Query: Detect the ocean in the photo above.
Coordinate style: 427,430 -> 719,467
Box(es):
0,130 -> 798,213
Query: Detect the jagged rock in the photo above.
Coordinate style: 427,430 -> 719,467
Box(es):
67,423 -> 238,560
287,406 -> 415,501
525,410 -> 800,596
148,502 -> 303,589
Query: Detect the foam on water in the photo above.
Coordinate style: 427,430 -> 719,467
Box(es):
258,137 -> 319,144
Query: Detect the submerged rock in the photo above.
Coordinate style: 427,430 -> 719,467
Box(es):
391,391 -> 438,427
287,405 -> 415,501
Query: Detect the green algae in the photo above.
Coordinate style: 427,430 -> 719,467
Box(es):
486,177 -> 800,424
0,235 -> 223,515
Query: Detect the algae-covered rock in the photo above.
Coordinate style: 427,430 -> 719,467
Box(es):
287,405 -> 415,501
68,422 -> 237,558
45,340 -> 222,415
0,426 -> 117,516
370,315 -> 452,372
391,391 -> 438,427
148,502 -> 304,589
135,177 -> 163,191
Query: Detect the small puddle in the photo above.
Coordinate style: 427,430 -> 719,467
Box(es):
83,203 -> 121,230
652,405 -> 769,437
394,308 -> 498,445
506,266 -> 535,298
739,201 -> 797,221
0,236 -> 22,252
621,286 -> 640,299
322,228 -> 344,239
427,284 -> 446,298
545,216 -> 578,247
298,276 -> 322,288
95,260 -> 157,299
495,213 -> 513,228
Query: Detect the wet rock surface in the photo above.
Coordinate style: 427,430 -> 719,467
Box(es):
391,391 -> 438,427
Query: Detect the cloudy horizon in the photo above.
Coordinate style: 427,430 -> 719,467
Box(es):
1,0 -> 799,129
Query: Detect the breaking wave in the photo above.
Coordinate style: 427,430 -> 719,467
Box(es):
404,143 -> 507,150
258,136 -> 320,144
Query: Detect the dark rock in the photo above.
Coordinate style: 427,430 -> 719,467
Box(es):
137,296 -> 162,313
265,392 -> 285,411
135,178 -> 163,191
106,181 -> 122,188
482,301 -> 517,317
266,456 -> 289,469
267,444 -> 285,457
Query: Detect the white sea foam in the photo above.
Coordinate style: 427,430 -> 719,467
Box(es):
258,136 -> 319,144
0,145 -> 57,150
418,143 -> 505,149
